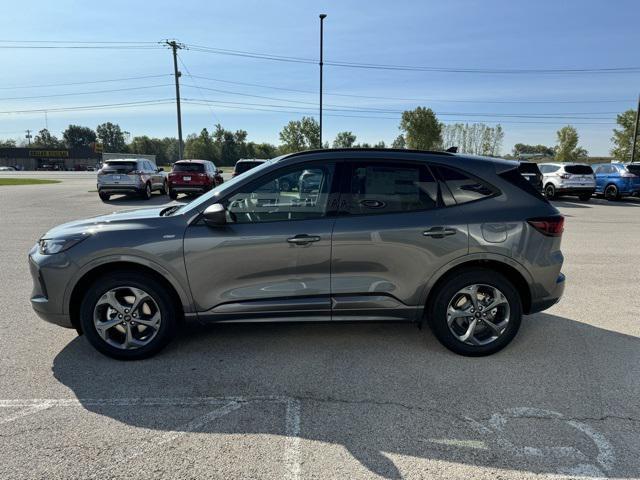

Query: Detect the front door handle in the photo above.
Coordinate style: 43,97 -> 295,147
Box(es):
287,234 -> 321,245
423,227 -> 457,239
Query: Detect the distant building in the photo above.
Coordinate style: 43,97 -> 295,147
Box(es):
0,147 -> 101,171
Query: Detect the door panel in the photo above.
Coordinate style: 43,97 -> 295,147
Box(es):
330,161 -> 469,321
183,162 -> 337,320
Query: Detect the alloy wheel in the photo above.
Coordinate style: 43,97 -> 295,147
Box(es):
93,286 -> 162,350
446,284 -> 510,346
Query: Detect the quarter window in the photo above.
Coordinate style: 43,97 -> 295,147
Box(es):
434,165 -> 496,205
344,163 -> 438,215
225,165 -> 334,223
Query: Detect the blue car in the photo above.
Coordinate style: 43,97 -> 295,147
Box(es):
593,163 -> 640,200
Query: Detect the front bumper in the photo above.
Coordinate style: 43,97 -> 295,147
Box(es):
529,273 -> 565,314
28,251 -> 74,329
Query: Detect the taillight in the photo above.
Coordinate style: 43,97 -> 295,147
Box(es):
528,216 -> 565,237
559,173 -> 570,179
131,170 -> 142,175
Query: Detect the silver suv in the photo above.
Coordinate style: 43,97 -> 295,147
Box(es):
97,158 -> 167,201
30,149 -> 565,360
538,162 -> 595,201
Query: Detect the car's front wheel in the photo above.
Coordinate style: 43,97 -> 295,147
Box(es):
140,182 -> 152,200
426,268 -> 522,356
160,180 -> 168,195
79,271 -> 178,360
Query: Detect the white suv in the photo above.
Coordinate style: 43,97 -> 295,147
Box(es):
538,163 -> 595,201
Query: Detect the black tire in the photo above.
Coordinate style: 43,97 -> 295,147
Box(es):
79,271 -> 178,360
169,188 -> 178,200
578,193 -> 592,201
140,182 -> 152,200
160,180 -> 168,195
98,191 -> 110,202
604,184 -> 619,201
426,268 -> 522,356
544,183 -> 556,200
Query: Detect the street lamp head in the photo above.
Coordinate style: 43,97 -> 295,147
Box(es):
319,13 -> 327,19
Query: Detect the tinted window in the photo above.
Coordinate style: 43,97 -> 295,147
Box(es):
235,161 -> 264,174
173,162 -> 205,173
518,162 -> 540,174
565,165 -> 593,175
103,161 -> 137,173
435,165 -> 496,204
626,164 -> 640,175
226,165 -> 334,223
344,163 -> 437,215
540,165 -> 559,173
499,168 -> 547,202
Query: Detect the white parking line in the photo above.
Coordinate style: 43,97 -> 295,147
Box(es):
0,396 -> 303,478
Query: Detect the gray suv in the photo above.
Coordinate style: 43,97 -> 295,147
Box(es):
29,149 -> 565,360
97,158 -> 167,201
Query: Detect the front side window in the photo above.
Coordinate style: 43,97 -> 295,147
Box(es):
225,165 -> 335,223
434,165 -> 496,205
344,162 -> 437,215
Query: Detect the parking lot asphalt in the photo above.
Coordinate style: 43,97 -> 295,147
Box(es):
1,172 -> 639,479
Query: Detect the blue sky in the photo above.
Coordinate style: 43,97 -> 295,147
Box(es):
1,0 -> 639,155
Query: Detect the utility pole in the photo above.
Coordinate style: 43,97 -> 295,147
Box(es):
319,14 -> 327,148
163,40 -> 185,160
631,93 -> 640,163
25,129 -> 32,146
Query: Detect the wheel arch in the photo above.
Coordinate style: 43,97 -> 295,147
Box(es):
67,260 -> 188,333
421,257 -> 533,318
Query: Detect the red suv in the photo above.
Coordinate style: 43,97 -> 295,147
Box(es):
168,160 -> 223,199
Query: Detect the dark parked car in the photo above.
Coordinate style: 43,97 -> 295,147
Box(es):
517,161 -> 543,192
168,160 -> 223,199
232,158 -> 266,177
29,149 -> 565,360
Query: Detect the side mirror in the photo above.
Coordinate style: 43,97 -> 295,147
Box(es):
157,167 -> 164,172
202,203 -> 227,226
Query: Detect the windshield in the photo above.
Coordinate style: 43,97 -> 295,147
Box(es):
173,158 -> 276,215
173,163 -> 205,173
565,165 -> 593,175
235,161 -> 264,174
102,161 -> 137,173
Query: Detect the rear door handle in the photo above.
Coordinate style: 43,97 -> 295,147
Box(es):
423,227 -> 457,239
287,234 -> 321,245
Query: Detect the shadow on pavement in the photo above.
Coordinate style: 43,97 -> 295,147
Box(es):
52,313 -> 640,479
102,193 -> 188,207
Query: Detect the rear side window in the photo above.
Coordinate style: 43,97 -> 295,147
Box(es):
344,162 -> 438,215
565,165 -> 593,175
174,163 -> 205,173
499,168 -> 548,202
434,165 -> 496,204
540,165 -> 560,173
626,164 -> 640,175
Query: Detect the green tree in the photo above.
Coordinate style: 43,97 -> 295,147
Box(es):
32,129 -> 61,148
391,135 -> 406,149
611,109 -> 638,162
0,139 -> 17,147
96,122 -> 126,153
184,128 -> 215,160
279,116 -> 320,153
512,143 -> 555,157
555,125 -> 587,162
333,131 -> 356,148
399,107 -> 442,150
62,125 -> 96,148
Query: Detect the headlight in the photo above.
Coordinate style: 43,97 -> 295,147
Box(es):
38,234 -> 89,255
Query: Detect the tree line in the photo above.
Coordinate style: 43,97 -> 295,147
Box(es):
1,106 -> 638,164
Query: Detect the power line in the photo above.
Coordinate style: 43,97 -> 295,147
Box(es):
0,99 -> 175,115
0,74 -> 171,90
0,84 -> 173,101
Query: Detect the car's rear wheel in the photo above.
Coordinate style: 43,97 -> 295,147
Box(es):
544,183 -> 556,200
605,184 -> 620,201
140,182 -> 152,200
169,188 -> 178,200
79,271 -> 178,360
98,191 -> 110,202
426,268 -> 522,356
578,193 -> 592,201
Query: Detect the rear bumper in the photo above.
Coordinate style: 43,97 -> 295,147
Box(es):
556,187 -> 595,195
169,185 -> 209,193
98,184 -> 143,194
529,273 -> 565,314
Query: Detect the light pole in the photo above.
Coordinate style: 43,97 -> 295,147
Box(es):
319,14 -> 327,148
